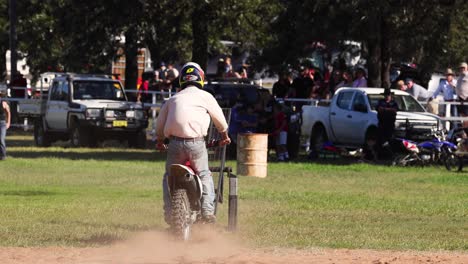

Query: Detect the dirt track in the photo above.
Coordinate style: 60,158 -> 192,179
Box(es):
1,231 -> 467,264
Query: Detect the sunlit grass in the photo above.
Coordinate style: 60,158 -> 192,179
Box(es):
0,133 -> 467,251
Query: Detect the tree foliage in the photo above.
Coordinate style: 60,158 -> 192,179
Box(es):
0,0 -> 466,88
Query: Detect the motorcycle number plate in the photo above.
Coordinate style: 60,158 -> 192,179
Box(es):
113,120 -> 127,127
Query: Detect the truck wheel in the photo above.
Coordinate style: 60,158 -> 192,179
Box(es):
34,120 -> 51,147
310,125 -> 327,153
128,130 -> 147,149
70,123 -> 89,147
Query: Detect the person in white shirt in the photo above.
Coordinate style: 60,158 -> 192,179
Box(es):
156,62 -> 230,224
456,62 -> 468,127
405,78 -> 430,101
431,68 -> 457,117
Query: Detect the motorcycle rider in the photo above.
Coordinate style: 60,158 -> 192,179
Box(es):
156,62 -> 231,224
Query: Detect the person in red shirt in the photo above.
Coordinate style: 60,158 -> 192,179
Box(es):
272,103 -> 289,161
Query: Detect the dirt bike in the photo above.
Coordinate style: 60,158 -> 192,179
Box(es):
159,139 -> 223,241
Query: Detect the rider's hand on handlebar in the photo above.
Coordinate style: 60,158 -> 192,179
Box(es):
219,137 -> 231,146
155,139 -> 168,151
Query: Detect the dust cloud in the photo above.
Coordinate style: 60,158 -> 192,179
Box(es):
91,226 -> 245,264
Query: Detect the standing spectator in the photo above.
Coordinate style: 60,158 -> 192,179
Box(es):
329,69 -> 342,96
456,62 -> 468,127
272,103 -> 289,162
272,72 -> 293,99
404,78 -> 430,101
165,63 -> 179,92
376,88 -> 398,159
431,68 -> 458,117
0,90 -> 11,160
352,68 -> 368,87
291,64 -> 315,110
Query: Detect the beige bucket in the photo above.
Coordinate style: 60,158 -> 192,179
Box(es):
237,133 -> 268,178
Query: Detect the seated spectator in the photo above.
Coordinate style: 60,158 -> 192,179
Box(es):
335,70 -> 353,90
238,104 -> 258,133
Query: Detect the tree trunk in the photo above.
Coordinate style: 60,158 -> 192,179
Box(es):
191,0 -> 209,70
366,13 -> 382,87
124,29 -> 138,90
380,18 -> 391,89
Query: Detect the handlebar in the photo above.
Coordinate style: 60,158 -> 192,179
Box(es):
155,138 -> 228,151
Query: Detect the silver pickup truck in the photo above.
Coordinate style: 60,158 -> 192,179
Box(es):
301,87 -> 443,152
18,73 -> 148,148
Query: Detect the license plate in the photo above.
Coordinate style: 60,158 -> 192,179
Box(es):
113,120 -> 127,127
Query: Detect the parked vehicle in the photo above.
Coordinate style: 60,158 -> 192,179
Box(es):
18,73 -> 148,148
391,133 -> 457,167
445,127 -> 468,171
301,87 -> 443,154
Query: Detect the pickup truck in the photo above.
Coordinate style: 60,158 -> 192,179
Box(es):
301,87 -> 443,152
19,73 -> 148,148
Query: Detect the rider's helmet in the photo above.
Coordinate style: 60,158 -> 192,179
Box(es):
179,62 -> 205,89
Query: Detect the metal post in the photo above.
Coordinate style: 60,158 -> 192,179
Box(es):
446,102 -> 451,130
152,93 -> 156,141
228,173 -> 238,232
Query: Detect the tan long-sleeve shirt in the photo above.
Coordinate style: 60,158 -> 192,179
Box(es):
156,86 -> 228,139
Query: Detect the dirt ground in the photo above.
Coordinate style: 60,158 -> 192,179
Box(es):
1,230 -> 467,264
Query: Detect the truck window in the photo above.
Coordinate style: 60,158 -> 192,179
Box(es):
73,81 -> 126,101
352,93 -> 367,111
336,91 -> 354,110
368,94 -> 425,112
60,81 -> 69,101
50,82 -> 62,101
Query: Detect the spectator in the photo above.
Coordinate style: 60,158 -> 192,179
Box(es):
238,104 -> 258,133
272,103 -> 289,161
165,63 -> 179,92
431,68 -> 458,117
238,64 -> 249,78
456,62 -> 468,127
216,58 -> 225,78
137,76 -> 149,103
352,67 -> 368,87
404,78 -> 430,101
335,70 -> 354,90
10,72 -> 27,98
0,90 -> 11,160
291,64 -> 315,110
272,72 -> 293,99
329,69 -> 342,96
397,80 -> 407,91
376,88 -> 398,159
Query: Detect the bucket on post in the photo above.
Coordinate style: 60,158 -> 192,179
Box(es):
237,133 -> 268,178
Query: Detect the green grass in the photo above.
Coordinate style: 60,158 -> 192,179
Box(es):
0,133 -> 467,251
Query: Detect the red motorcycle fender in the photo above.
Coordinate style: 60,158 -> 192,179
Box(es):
169,164 -> 203,200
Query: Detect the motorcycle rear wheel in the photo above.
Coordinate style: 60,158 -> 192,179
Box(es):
171,189 -> 192,241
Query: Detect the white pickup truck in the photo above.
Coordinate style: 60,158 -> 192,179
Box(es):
301,87 -> 443,152
18,73 -> 148,148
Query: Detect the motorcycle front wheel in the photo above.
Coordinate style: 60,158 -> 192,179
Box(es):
171,189 -> 192,241
443,152 -> 462,172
